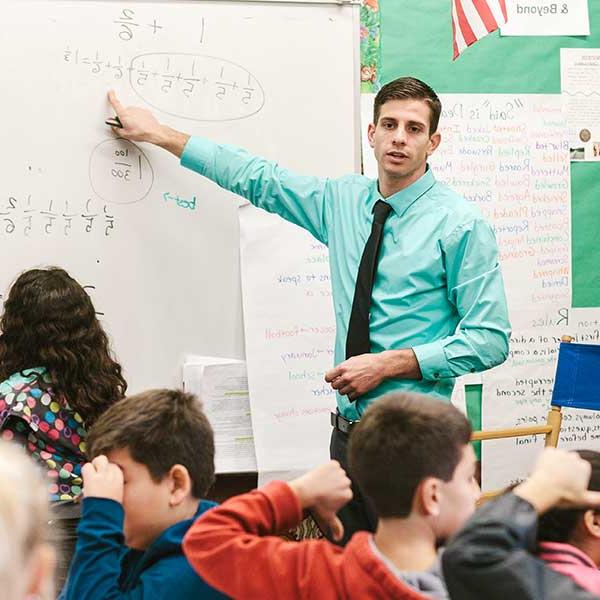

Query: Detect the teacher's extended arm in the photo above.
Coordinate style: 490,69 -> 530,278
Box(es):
108,90 -> 190,157
106,90 -> 332,244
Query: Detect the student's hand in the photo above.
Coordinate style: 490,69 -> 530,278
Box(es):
289,461 -> 352,542
82,455 -> 124,504
515,448 -> 600,514
107,90 -> 190,157
325,349 -> 421,400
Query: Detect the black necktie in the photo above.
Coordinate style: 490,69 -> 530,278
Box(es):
345,200 -> 392,359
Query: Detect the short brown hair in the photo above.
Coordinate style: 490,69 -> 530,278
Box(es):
373,77 -> 442,134
87,389 -> 215,498
349,393 -> 471,518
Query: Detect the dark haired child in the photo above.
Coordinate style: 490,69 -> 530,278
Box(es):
182,393 -> 480,599
0,267 -> 127,586
536,450 -> 600,594
59,389 -> 225,599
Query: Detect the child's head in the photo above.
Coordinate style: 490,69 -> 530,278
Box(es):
537,449 -> 600,562
86,388 -> 215,550
0,267 -> 127,424
0,440 -> 54,599
349,393 -> 479,542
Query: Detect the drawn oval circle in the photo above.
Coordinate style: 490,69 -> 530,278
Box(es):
129,53 -> 265,122
89,139 -> 154,205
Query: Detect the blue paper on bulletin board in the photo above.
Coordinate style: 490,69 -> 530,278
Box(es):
552,343 -> 600,410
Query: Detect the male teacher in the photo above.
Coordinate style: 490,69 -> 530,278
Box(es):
106,77 -> 510,544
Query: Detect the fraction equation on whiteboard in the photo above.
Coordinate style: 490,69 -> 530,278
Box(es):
0,195 -> 116,237
112,8 -> 169,43
63,47 -> 264,121
89,139 -> 154,204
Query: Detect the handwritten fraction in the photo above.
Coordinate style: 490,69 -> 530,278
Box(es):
89,139 -> 154,205
63,48 -> 265,121
0,194 -> 116,238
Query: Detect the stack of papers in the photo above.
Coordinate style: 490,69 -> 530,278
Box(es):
183,356 -> 257,474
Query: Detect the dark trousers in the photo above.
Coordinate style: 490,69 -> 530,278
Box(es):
328,426 -> 377,546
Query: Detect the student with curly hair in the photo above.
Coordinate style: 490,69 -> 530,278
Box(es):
0,267 -> 127,589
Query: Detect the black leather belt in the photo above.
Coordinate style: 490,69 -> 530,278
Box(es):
330,411 -> 359,434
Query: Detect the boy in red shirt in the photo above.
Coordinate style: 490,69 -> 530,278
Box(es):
183,393 -> 480,599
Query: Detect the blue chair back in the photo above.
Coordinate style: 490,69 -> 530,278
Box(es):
551,341 -> 600,410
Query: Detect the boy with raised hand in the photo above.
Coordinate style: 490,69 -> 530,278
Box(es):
182,393 -> 480,599
59,389 -> 226,600
443,448 -> 600,600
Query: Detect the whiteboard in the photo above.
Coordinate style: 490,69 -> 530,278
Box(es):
0,1 -> 359,393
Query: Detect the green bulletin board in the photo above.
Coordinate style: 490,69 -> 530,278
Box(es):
571,162 -> 600,307
377,1 -> 600,308
380,1 -> 600,94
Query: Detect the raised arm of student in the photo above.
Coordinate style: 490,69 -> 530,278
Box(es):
182,461 -> 353,600
60,456 -> 220,600
60,455 -> 130,600
442,448 -> 600,600
107,90 -> 333,244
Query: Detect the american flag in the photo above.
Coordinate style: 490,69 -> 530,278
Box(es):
452,0 -> 507,59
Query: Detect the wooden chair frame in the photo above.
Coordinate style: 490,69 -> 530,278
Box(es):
471,335 -> 571,501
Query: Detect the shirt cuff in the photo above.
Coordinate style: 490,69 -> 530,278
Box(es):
81,496 -> 125,527
412,341 -> 452,380
180,136 -> 217,177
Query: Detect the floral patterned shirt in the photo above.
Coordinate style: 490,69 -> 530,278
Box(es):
0,367 -> 87,502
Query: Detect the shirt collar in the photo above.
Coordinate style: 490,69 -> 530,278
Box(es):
374,165 -> 436,218
538,542 -> 598,569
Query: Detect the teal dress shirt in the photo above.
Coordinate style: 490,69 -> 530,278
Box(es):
181,137 -> 511,420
